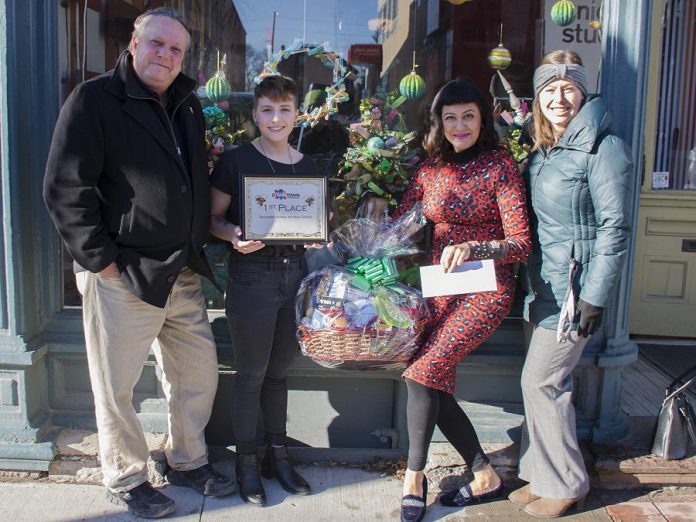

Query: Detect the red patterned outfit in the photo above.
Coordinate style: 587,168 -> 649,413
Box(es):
394,148 -> 531,394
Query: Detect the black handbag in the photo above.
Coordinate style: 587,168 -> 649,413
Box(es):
651,363 -> 696,460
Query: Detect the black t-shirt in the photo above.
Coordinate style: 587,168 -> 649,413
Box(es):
210,142 -> 319,259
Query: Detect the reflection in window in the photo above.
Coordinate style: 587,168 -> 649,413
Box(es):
652,0 -> 696,191
377,0 -> 399,42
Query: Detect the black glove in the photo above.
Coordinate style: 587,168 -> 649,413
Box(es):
577,299 -> 603,338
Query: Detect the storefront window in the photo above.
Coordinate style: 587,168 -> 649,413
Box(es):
651,0 -> 696,191
57,0 -> 602,309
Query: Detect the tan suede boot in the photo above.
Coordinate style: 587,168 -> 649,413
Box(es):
524,495 -> 587,518
508,484 -> 540,506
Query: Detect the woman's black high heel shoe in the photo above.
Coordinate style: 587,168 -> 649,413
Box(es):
236,452 -> 267,506
261,445 -> 311,495
401,475 -> 428,522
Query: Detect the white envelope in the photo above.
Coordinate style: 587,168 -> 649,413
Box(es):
419,260 -> 497,298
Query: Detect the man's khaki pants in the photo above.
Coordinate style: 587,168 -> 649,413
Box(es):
76,268 -> 219,492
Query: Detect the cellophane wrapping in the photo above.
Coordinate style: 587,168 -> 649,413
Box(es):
296,205 -> 430,370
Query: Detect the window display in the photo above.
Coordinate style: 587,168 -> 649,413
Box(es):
57,0 -> 603,309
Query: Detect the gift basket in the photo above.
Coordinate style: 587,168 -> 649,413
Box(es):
296,206 -> 430,370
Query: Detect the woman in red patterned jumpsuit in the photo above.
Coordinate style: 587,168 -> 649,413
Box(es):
394,78 -> 531,522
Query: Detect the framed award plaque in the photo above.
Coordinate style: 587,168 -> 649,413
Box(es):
240,174 -> 329,244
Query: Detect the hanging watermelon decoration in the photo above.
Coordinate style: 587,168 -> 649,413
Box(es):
206,71 -> 231,102
551,0 -> 577,27
399,70 -> 426,101
488,45 -> 512,70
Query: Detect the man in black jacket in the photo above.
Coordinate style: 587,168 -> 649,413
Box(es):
43,8 -> 233,518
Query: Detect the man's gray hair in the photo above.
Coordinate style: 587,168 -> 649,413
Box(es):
131,7 -> 191,48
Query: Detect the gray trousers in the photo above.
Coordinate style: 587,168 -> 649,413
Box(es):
77,268 -> 218,492
518,322 -> 590,499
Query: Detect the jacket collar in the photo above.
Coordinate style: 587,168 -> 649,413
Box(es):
103,51 -> 196,181
555,96 -> 611,153
104,50 -> 196,106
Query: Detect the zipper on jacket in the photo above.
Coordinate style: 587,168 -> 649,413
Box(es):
128,91 -> 192,171
535,147 -> 552,176
134,91 -> 198,235
532,151 -> 549,207
535,157 -> 547,176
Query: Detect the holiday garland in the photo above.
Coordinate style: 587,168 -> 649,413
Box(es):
333,89 -> 420,208
256,39 -> 354,129
202,104 -> 245,168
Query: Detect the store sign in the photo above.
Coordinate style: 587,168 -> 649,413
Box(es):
348,44 -> 383,65
544,0 -> 603,93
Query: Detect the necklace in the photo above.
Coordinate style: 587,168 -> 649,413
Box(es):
258,137 -> 296,176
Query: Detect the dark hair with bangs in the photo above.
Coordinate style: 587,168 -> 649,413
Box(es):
253,75 -> 299,108
422,76 -> 498,163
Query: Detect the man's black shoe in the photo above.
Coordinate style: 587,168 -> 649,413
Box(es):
166,463 -> 235,497
106,481 -> 176,519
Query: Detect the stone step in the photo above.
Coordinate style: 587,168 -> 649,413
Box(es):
433,401 -> 525,445
30,419 -> 696,492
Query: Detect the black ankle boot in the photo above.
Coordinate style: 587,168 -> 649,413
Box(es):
236,452 -> 267,506
261,445 -> 311,495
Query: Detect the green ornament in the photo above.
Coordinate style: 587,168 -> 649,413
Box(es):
488,45 -> 512,70
367,181 -> 385,196
399,70 -> 426,101
206,71 -> 231,102
551,0 -> 577,27
378,159 -> 391,173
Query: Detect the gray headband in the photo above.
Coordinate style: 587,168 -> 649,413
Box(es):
533,63 -> 588,97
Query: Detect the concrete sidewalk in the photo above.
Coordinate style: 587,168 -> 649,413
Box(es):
2,463 -> 695,522
4,425 -> 696,521
0,465 -> 604,522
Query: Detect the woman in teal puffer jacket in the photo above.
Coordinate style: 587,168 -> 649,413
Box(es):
510,50 -> 633,518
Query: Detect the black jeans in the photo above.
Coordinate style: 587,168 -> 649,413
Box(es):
225,254 -> 306,455
406,378 -> 489,472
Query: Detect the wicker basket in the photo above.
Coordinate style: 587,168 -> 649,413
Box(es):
297,323 -> 423,370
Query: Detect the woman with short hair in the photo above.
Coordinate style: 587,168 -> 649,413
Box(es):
209,75 -> 319,506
